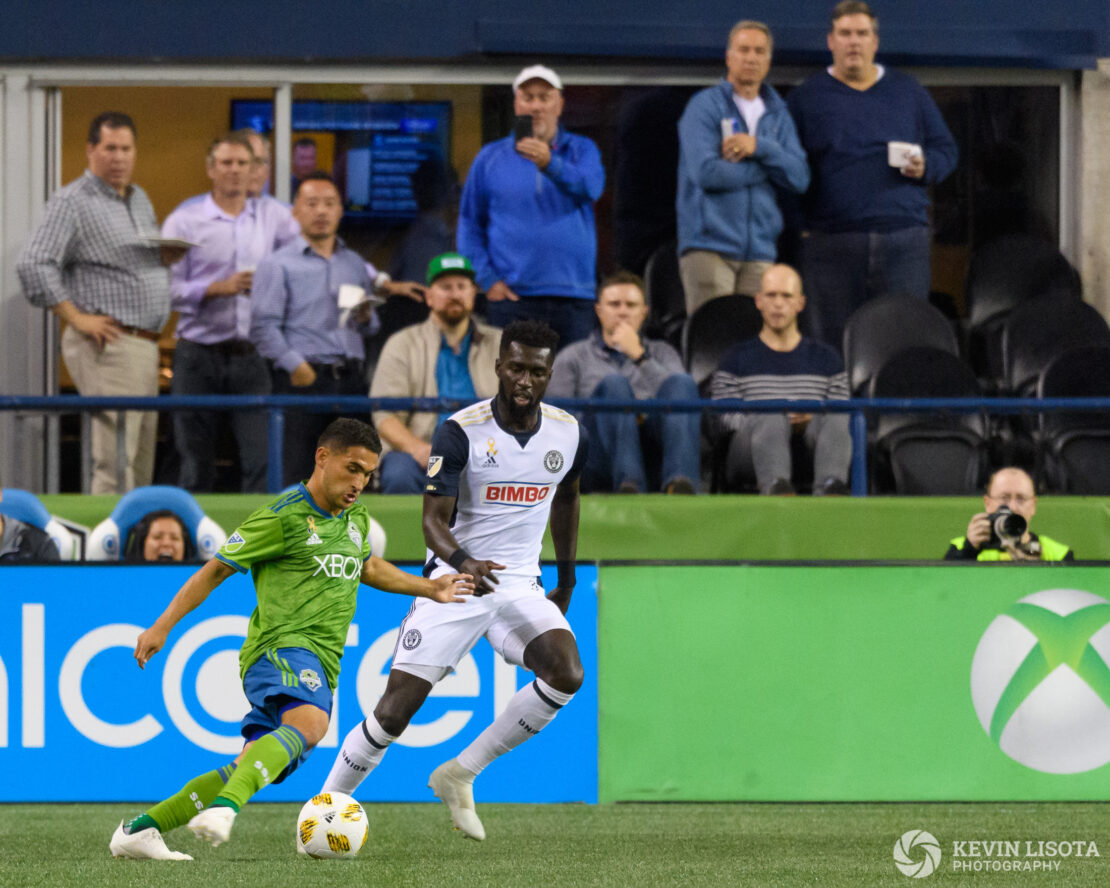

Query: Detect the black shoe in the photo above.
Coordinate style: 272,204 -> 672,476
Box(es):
617,480 -> 642,494
762,478 -> 796,496
813,477 -> 851,496
665,477 -> 696,495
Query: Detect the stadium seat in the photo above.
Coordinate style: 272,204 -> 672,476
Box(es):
642,239 -> 687,349
0,488 -> 80,560
843,295 -> 959,397
868,347 -> 988,495
964,234 -> 1082,389
86,486 -> 226,561
1001,296 -> 1110,397
1037,344 -> 1110,494
682,294 -> 764,387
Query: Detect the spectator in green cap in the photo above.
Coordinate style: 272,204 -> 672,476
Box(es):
369,253 -> 503,493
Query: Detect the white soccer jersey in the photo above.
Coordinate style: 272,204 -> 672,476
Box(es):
423,397 -> 585,579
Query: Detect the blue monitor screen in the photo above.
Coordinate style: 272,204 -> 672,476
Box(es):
231,99 -> 452,221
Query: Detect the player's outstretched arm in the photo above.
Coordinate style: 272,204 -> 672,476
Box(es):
134,558 -> 236,669
422,491 -> 505,594
361,555 -> 475,602
547,477 -> 581,615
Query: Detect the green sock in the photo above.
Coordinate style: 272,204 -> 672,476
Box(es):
213,726 -> 306,811
131,764 -> 236,833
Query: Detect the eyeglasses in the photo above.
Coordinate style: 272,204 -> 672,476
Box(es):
987,493 -> 1034,506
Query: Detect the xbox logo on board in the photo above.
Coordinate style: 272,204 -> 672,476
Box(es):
971,588 -> 1110,774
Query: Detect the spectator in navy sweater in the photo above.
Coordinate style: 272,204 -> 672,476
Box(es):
709,264 -> 851,495
677,20 -> 809,317
786,1 -> 957,355
457,65 -> 605,349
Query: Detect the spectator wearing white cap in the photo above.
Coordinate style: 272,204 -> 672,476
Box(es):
457,65 -> 605,350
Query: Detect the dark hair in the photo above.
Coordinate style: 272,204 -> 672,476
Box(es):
124,510 -> 195,563
88,112 -> 136,145
293,136 -> 318,150
499,319 -> 560,356
318,418 -> 382,454
207,131 -> 256,162
293,171 -> 338,200
830,0 -> 878,32
597,270 -> 646,301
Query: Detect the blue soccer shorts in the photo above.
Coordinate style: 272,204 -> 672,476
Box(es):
240,647 -> 333,782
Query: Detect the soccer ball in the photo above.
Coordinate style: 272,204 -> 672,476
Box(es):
296,792 -> 369,859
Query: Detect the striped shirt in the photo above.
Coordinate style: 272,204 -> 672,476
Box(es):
710,337 -> 848,428
17,171 -> 170,331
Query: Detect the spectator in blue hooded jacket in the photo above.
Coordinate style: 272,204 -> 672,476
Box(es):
457,64 -> 605,350
676,20 -> 809,318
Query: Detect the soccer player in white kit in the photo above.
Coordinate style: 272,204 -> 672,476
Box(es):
321,319 -> 588,840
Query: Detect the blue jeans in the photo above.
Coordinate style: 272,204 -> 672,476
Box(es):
485,296 -> 597,350
379,450 -> 427,494
801,226 -> 932,355
581,374 -> 700,492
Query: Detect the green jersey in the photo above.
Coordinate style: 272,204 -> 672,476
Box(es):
215,483 -> 374,691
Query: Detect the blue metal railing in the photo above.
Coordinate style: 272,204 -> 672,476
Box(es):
4,393 -> 1110,495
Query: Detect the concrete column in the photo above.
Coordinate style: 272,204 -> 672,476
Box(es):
1078,60 -> 1110,317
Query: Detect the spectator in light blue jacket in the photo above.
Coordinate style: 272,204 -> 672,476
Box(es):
457,64 -> 605,350
676,20 -> 809,317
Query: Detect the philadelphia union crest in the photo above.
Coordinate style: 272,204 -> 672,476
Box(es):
544,450 -> 564,473
402,629 -> 422,650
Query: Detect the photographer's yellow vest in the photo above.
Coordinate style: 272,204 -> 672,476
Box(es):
948,534 -> 1072,561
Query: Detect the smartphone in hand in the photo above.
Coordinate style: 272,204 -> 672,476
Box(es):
513,115 -> 534,141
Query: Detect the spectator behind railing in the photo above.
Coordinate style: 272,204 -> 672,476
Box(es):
250,173 -> 381,488
17,111 -> 188,494
86,485 -> 226,561
371,253 -> 502,494
161,131 -> 301,494
676,19 -> 809,315
709,264 -> 851,495
457,64 -> 605,350
123,509 -> 198,563
945,466 -> 1074,561
786,1 -> 958,354
548,271 -> 699,494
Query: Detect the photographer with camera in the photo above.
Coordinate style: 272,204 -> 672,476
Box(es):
944,467 -> 1074,562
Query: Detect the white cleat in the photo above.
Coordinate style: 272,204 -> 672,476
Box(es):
109,821 -> 193,860
428,759 -> 486,841
187,806 -> 236,847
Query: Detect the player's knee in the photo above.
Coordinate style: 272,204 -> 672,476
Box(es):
541,657 -> 584,695
373,696 -> 418,737
283,704 -> 329,748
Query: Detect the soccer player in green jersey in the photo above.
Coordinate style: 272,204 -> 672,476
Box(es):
109,418 -> 474,860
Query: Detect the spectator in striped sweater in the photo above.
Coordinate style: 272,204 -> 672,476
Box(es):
709,263 -> 851,495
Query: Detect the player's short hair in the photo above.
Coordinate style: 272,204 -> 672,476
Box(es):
318,418 -> 382,455
830,1 -> 878,32
727,19 -> 773,51
293,171 -> 338,200
88,111 -> 136,144
499,320 -> 559,356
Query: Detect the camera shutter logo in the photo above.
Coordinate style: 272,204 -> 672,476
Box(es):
893,830 -> 941,878
971,588 -> 1110,773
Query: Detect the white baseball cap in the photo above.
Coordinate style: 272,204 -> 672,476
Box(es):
513,64 -> 563,92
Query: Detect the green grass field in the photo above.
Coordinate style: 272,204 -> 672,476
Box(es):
1,802 -> 1108,887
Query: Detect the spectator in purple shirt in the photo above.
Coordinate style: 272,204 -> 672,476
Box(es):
162,131 -> 301,492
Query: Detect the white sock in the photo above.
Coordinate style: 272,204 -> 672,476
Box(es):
456,678 -> 573,776
321,714 -> 396,794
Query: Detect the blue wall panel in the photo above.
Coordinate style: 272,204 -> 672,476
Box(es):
0,1 -> 1103,67
0,564 -> 598,803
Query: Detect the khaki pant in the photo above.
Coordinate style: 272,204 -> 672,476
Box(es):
679,250 -> 771,317
61,325 -> 158,494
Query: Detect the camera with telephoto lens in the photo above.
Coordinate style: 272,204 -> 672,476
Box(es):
985,505 -> 1027,549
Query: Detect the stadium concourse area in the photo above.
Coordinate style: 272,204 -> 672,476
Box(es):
37,491 -> 1110,560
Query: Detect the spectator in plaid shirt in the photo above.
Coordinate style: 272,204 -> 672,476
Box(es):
17,112 -> 187,494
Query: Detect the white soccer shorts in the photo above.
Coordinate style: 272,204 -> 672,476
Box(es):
391,575 -> 572,680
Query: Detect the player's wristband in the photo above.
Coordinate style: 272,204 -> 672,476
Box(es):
556,560 -> 576,589
447,549 -> 472,570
